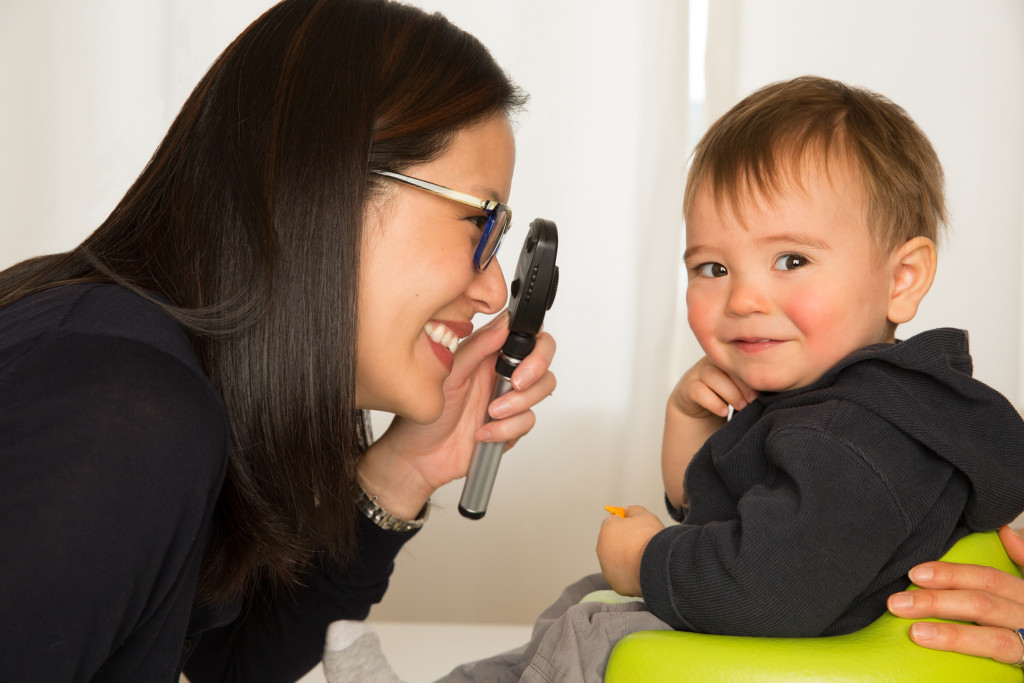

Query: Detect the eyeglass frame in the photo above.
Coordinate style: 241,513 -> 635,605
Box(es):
370,170 -> 512,271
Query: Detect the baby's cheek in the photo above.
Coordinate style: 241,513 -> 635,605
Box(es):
686,292 -> 716,345
782,290 -> 855,361
780,289 -> 825,331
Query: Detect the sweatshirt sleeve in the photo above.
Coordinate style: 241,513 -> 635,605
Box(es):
183,495 -> 419,683
0,332 -> 228,681
640,416 -> 955,637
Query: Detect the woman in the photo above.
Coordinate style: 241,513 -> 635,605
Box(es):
0,1 -> 554,681
890,525 -> 1024,667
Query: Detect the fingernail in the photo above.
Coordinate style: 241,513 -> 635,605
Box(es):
910,622 -> 937,640
476,427 -> 492,441
1009,526 -> 1024,540
512,367 -> 534,391
490,399 -> 511,419
889,592 -> 913,609
909,566 -> 933,583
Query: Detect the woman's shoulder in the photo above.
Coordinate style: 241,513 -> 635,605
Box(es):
0,283 -> 228,476
0,283 -> 202,375
0,285 -> 230,540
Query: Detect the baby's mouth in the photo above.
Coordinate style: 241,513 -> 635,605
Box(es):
424,321 -> 460,354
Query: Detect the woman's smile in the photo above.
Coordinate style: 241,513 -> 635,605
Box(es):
424,320 -> 474,371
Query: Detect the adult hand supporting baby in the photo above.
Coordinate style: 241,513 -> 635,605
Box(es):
597,505 -> 665,597
886,525 -> 1024,665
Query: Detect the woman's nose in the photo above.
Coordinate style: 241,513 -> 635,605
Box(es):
469,258 -> 508,315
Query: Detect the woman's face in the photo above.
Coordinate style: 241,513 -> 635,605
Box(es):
356,115 -> 515,422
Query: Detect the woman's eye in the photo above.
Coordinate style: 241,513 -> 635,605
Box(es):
697,262 -> 728,278
774,253 -> 808,271
466,215 -> 488,230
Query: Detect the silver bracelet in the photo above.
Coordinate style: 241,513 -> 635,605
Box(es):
355,486 -> 428,532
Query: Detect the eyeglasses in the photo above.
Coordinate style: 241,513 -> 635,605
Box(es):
371,170 -> 512,271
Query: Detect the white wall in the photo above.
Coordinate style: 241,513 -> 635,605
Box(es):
2,1 -> 1021,627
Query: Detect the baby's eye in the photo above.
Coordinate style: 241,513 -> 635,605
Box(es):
774,253 -> 809,271
696,262 -> 728,278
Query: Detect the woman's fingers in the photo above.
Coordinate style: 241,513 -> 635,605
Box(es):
999,525 -> 1024,566
476,408 -> 535,443
449,311 -> 510,381
889,585 -> 1024,628
903,560 -> 1024,614
489,367 -> 556,419
888,526 -> 1024,665
475,331 -> 555,442
904,621 -> 1024,665
510,331 -> 556,391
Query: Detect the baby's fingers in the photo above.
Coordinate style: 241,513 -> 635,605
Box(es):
691,362 -> 754,416
688,381 -> 732,418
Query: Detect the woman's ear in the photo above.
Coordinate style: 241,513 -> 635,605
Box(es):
887,236 -> 937,325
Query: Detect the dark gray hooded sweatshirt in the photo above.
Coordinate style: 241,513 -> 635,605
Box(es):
641,328 -> 1024,636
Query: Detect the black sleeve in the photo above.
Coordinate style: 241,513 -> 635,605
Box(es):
183,490 -> 419,682
640,420 -> 954,636
0,333 -> 228,681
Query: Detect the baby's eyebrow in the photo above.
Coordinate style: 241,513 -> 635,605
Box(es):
682,244 -> 711,263
754,232 -> 831,251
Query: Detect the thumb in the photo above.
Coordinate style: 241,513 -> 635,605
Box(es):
999,525 -> 1024,568
623,505 -> 651,518
451,311 -> 509,376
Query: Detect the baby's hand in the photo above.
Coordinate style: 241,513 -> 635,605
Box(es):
596,505 -> 665,597
671,356 -> 757,419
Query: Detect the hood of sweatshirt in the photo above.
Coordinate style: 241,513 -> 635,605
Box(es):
758,327 -> 1024,531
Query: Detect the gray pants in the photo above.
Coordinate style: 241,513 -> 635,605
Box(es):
436,574 -> 672,683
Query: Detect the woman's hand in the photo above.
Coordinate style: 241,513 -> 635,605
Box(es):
596,505 -> 665,597
358,311 -> 556,519
886,525 -> 1024,665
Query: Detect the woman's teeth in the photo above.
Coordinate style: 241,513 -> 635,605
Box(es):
424,322 -> 459,354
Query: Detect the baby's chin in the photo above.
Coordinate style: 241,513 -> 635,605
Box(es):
740,372 -> 821,395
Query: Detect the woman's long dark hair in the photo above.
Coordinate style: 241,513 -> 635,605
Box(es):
0,0 -> 526,603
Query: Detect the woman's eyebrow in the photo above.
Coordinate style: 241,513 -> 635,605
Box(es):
471,186 -> 503,202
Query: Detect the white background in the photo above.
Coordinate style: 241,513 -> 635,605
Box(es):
2,0 -> 1021,626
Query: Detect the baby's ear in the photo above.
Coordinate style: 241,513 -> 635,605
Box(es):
887,236 -> 937,325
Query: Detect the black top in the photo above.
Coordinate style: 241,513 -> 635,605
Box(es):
0,284 -> 416,682
641,328 -> 1024,637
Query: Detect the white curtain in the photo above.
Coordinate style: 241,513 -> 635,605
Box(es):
2,0 -> 1021,627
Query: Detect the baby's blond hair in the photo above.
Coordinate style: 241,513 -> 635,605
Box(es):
684,76 -> 947,252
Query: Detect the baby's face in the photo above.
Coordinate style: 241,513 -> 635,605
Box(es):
683,158 -> 897,393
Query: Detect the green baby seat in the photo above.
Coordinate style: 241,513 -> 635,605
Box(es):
605,531 -> 1021,682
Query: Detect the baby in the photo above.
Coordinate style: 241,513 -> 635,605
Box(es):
597,75 -> 1024,638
